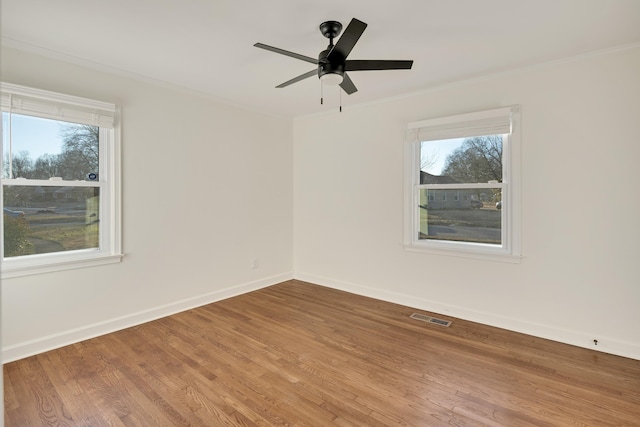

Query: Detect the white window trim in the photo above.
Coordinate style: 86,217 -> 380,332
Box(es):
403,106 -> 522,263
1,82 -> 123,278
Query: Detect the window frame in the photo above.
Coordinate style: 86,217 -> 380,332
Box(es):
1,82 -> 122,278
403,106 -> 521,263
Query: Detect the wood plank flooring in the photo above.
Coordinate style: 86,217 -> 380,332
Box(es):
4,280 -> 640,426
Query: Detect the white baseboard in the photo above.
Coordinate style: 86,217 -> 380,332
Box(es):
295,273 -> 640,361
6,272 -> 638,363
2,272 -> 293,363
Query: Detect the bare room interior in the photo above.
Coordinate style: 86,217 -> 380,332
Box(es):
1,1 -> 639,425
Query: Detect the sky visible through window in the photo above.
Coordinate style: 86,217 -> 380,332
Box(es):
2,113 -> 68,161
420,138 -> 465,175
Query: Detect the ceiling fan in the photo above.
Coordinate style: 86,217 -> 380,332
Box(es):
254,18 -> 413,96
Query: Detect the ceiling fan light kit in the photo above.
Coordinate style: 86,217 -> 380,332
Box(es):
254,18 -> 413,110
319,73 -> 343,85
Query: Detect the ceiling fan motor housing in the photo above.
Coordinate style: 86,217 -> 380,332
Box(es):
318,48 -> 345,80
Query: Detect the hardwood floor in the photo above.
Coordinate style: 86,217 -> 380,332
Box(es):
4,280 -> 640,426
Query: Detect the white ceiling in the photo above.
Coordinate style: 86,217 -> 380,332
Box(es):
2,0 -> 640,119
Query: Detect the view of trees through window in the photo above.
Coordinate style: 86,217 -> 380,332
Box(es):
3,118 -> 99,180
441,135 -> 502,183
419,135 -> 504,245
2,113 -> 100,257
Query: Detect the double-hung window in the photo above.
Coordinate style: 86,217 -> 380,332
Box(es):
404,106 -> 521,262
1,83 -> 122,277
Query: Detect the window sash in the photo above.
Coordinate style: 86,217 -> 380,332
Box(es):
412,185 -> 507,250
417,183 -> 505,190
2,179 -> 103,188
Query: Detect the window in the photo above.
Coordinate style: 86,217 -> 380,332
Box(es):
404,106 -> 521,262
1,83 -> 122,277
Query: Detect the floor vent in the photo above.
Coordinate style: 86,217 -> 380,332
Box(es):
410,313 -> 452,327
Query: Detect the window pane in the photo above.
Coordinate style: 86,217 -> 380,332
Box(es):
2,112 -> 99,180
420,135 -> 503,184
419,188 -> 502,245
3,185 -> 99,257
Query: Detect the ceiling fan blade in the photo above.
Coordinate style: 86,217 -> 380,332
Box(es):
276,69 -> 318,88
340,73 -> 358,95
254,43 -> 318,65
345,60 -> 414,71
328,18 -> 367,61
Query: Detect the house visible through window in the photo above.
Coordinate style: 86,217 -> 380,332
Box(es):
1,82 -> 122,277
404,106 -> 521,261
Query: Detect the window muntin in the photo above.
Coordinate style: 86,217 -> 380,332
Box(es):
405,106 -> 520,261
1,83 -> 121,277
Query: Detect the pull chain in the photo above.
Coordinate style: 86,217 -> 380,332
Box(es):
319,81 -> 344,112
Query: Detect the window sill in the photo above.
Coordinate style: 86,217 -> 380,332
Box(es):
1,253 -> 124,279
404,244 -> 522,264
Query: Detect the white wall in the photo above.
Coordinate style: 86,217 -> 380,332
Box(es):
1,47 -> 294,362
293,46 -> 640,359
2,45 -> 639,363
